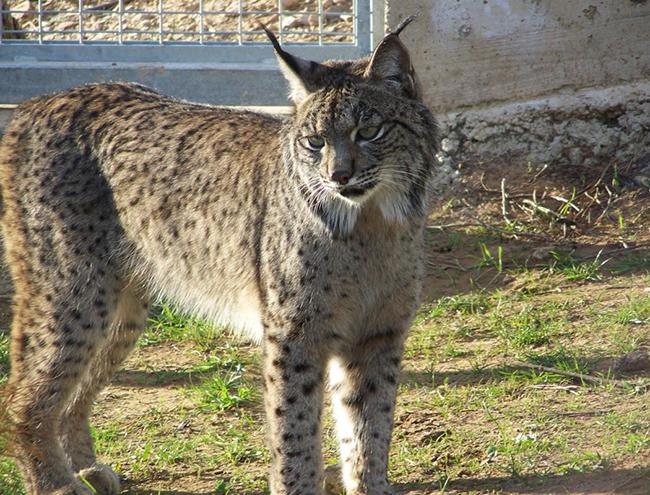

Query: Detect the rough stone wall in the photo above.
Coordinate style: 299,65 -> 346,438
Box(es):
436,82 -> 650,176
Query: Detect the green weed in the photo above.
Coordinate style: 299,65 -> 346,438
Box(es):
623,433 -> 649,454
214,480 -> 232,495
549,250 -> 609,281
214,426 -> 266,464
476,243 -> 504,273
558,451 -> 605,474
0,334 -> 10,379
495,305 -> 559,348
143,303 -> 222,348
0,457 -> 24,495
0,337 -> 21,494
609,297 -> 650,325
434,292 -> 493,319
190,355 -> 255,412
525,347 -> 591,375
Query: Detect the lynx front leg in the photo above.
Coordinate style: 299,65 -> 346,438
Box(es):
262,331 -> 326,495
330,329 -> 406,495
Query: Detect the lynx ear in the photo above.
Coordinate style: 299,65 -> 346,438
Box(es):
364,16 -> 420,98
262,24 -> 324,104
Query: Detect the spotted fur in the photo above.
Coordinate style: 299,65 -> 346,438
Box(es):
0,23 -> 438,495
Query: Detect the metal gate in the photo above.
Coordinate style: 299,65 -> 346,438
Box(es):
0,0 -> 381,104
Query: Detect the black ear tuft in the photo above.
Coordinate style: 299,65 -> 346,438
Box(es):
392,15 -> 417,36
261,23 -> 324,104
363,17 -> 420,99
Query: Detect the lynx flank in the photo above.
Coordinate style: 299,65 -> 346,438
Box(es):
0,19 -> 438,495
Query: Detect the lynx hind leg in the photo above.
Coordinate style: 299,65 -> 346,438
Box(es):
6,250 -> 122,494
62,285 -> 150,495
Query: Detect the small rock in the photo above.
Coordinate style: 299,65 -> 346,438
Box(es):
441,137 -> 459,154
530,245 -> 557,261
614,349 -> 650,373
282,15 -> 309,29
281,0 -> 302,9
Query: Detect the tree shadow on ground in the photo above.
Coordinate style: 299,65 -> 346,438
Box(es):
396,466 -> 650,494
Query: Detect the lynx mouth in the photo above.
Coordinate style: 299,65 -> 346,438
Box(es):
340,186 -> 370,198
338,179 -> 378,199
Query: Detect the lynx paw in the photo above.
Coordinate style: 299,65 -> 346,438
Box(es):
76,464 -> 121,495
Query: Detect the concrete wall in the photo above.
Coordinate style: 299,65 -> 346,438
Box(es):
387,0 -> 650,113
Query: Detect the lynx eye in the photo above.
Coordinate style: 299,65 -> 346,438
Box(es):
305,135 -> 325,150
357,125 -> 383,141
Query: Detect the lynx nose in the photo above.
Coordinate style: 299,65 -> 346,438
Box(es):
330,169 -> 350,185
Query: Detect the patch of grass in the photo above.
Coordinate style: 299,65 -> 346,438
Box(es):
189,354 -> 256,412
0,338 -> 22,495
142,303 -> 223,348
549,250 -> 609,282
218,475 -> 269,494
607,326 -> 645,355
608,297 -> 650,325
623,432 -> 649,454
213,424 -> 266,464
93,423 -> 129,460
0,457 -> 24,495
526,347 -> 591,374
95,415 -> 212,478
600,410 -> 650,457
192,370 -> 255,412
558,450 -> 606,474
419,291 -> 494,321
440,336 -> 469,359
487,426 -> 554,478
125,437 -> 196,475
0,334 -> 10,383
494,304 -> 562,348
511,347 -> 593,384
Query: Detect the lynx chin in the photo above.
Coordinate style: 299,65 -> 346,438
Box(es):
0,16 -> 438,495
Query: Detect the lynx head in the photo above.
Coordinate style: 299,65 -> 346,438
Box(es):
264,17 -> 438,237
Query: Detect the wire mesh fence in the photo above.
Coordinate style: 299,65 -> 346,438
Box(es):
0,0 -> 355,45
